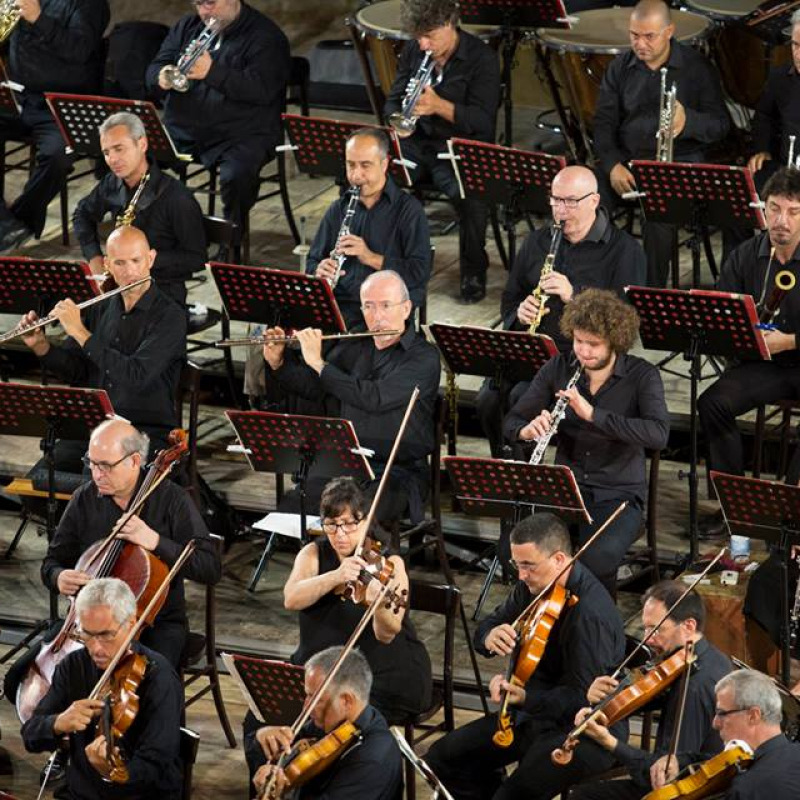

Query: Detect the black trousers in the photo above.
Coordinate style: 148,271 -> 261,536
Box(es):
399,135 -> 489,282
0,93 -> 74,236
475,378 -> 531,458
568,776 -> 644,800
698,360 -> 800,479
424,713 -> 617,800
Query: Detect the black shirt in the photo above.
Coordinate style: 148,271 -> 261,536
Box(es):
475,562 -> 625,728
503,353 -> 670,506
8,0 -> 109,95
38,284 -> 187,441
724,734 -> 800,799
306,178 -> 431,327
384,30 -> 500,145
146,3 -> 290,153
41,476 -> 221,626
594,40 -> 729,175
22,643 -> 183,800
614,637 -> 732,791
753,65 -> 800,164
501,209 -> 647,353
73,161 -> 207,286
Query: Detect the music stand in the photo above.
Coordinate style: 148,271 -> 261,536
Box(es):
281,113 -> 412,188
0,60 -> 20,117
226,410 -> 374,591
0,257 -> 98,314
629,161 -> 765,287
627,286 -> 768,561
745,0 -> 800,43
449,139 -> 565,269
220,653 -> 305,725
444,456 -> 589,618
458,1 -> 570,147
712,471 -> 800,684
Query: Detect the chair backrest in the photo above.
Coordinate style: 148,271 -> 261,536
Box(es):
180,726 -> 200,800
203,214 -> 242,263
174,360 -> 202,492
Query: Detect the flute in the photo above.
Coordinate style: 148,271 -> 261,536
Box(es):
214,329 -> 403,348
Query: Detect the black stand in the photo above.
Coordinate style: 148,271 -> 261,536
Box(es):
712,471 -> 800,685
225,410 -> 373,592
628,286 -> 768,560
745,0 -> 800,42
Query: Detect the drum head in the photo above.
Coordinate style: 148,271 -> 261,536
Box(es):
685,0 -> 762,20
355,0 -> 410,40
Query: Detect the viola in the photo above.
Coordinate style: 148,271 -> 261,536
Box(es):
642,743 -> 753,800
335,534 -> 407,613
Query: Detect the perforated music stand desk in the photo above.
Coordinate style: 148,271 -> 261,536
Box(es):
449,139 -> 565,268
282,113 -> 412,188
226,410 -> 374,591
629,161 -> 765,286
627,285 -> 768,561
712,470 -> 800,684
444,455 -> 589,616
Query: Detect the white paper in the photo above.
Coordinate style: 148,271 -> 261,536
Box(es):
252,512 -> 321,540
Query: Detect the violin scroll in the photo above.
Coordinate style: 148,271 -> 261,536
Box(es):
550,738 -> 577,765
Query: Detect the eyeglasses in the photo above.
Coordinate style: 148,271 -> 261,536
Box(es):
81,452 -> 134,474
714,707 -> 747,719
509,558 -> 547,574
629,28 -> 668,43
360,300 -> 406,314
549,192 -> 595,209
69,624 -> 125,645
322,518 -> 361,535
192,0 -> 219,7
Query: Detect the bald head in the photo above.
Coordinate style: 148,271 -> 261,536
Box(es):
90,419 -> 149,460
549,165 -> 600,243
104,225 -> 155,292
631,0 -> 671,26
552,166 -> 598,198
106,224 -> 150,254
361,269 -> 410,302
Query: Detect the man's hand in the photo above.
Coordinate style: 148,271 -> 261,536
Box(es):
518,410 -> 553,442
586,675 -> 619,705
117,515 -> 160,551
262,326 -> 287,370
18,311 -> 49,356
17,0 -> 42,24
255,725 -> 294,760
56,569 -> 92,597
186,50 -> 212,81
54,698 -> 104,735
558,385 -> 593,422
540,271 -> 574,303
412,85 -> 442,118
85,734 -> 115,778
314,258 -> 341,284
484,623 -> 517,656
337,234 -> 382,270
650,754 -> 680,789
762,330 -> 796,355
489,674 -> 526,706
517,294 -> 542,326
672,100 -> 686,137
50,299 -> 90,346
748,151 -> 772,174
295,328 -> 325,374
610,163 -> 636,197
573,706 -> 616,750
88,255 -> 105,277
254,765 -> 288,796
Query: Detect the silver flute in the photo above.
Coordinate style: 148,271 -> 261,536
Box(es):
529,366 -> 583,465
656,67 -> 677,163
328,186 -> 360,288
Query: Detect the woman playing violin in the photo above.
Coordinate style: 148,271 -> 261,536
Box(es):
424,513 -> 625,800
570,580 -> 732,800
21,578 -> 182,799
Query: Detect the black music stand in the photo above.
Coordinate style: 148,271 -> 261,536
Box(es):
444,456 -> 589,618
629,161 -> 765,287
745,0 -> 800,43
628,286 -> 767,561
458,1 -> 570,147
281,113 -> 412,188
711,471 -> 800,685
449,139 -> 565,269
225,410 -> 374,592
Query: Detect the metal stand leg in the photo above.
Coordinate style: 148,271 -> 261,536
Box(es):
247,533 -> 276,593
473,554 -> 500,621
4,513 -> 30,559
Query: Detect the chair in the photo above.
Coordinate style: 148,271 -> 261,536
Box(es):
752,400 -> 800,480
180,532 -> 237,747
179,726 -> 200,800
174,360 -> 202,499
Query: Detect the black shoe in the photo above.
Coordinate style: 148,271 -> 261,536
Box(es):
0,219 -> 32,254
210,244 -> 230,263
460,275 -> 486,304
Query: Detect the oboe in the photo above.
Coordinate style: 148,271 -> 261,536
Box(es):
529,366 -> 583,465
328,186 -> 360,289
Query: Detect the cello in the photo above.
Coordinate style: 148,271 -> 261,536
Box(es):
16,430 -> 189,723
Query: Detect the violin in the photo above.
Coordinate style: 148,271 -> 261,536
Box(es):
642,743 -> 753,800
335,533 -> 407,613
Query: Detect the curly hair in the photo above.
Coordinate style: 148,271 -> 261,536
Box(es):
560,288 -> 640,354
763,166 -> 800,204
400,0 -> 460,35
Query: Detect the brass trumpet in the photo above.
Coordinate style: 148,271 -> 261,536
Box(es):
0,0 -> 20,45
215,329 -> 403,348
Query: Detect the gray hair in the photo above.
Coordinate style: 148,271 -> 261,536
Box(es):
347,127 -> 390,160
792,8 -> 800,27
99,112 -> 146,142
716,669 -> 783,726
360,269 -> 410,302
306,646 -> 373,702
75,577 -> 137,626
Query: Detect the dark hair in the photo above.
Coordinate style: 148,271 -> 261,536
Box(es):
763,166 -> 800,204
319,477 -> 367,521
643,579 -> 706,632
560,288 -> 640,354
400,0 -> 460,35
509,513 -> 573,557
347,127 -> 390,160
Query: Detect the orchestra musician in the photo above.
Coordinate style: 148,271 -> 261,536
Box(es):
568,580 -> 732,800
73,112 -> 207,308
262,270 -> 440,524
21,577 -> 183,799
476,165 -> 646,456
247,646 -> 403,799
146,0 -> 290,242
0,0 -> 110,252
424,513 -> 626,800
593,0 -> 729,287
384,0 -> 501,304
306,127 -> 431,328
503,289 -> 669,595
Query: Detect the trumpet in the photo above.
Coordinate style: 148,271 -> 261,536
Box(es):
656,67 -> 677,163
529,366 -> 582,465
0,0 -> 20,44
388,51 -> 436,136
528,222 -> 563,335
116,171 -> 150,229
328,186 -> 360,289
215,329 -> 402,348
789,136 -> 800,170
0,277 -> 150,345
161,17 -> 220,93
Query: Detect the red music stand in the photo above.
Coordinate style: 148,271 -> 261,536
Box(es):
629,161 -> 765,287
226,409 -> 374,591
627,285 -> 768,560
711,470 -> 800,684
281,113 -> 412,188
444,455 -> 589,617
221,653 -> 305,725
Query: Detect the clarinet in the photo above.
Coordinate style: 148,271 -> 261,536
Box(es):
328,186 -> 360,289
529,366 -> 583,465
